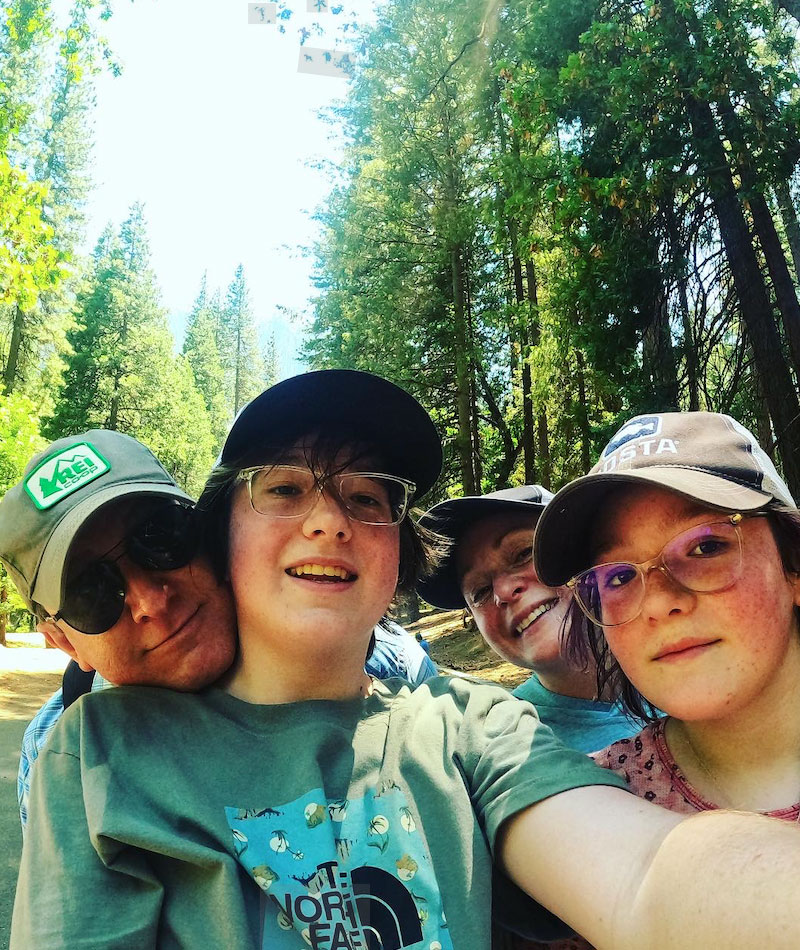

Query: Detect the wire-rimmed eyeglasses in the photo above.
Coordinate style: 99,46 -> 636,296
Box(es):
566,513 -> 758,627
236,465 -> 416,526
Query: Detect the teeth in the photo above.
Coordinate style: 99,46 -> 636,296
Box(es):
288,564 -> 353,580
516,600 -> 556,635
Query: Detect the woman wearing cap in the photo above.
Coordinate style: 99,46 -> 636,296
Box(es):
527,411 -> 800,950
418,487 -> 643,752
13,383 -> 800,950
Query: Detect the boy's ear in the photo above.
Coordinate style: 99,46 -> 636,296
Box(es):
37,620 -> 95,672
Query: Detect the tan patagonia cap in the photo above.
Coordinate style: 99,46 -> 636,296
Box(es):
533,411 -> 795,587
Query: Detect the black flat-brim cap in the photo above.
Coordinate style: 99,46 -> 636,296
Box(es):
220,370 -> 442,501
417,485 -> 554,608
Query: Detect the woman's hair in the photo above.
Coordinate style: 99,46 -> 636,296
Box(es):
197,430 -> 443,600
563,499 -> 800,722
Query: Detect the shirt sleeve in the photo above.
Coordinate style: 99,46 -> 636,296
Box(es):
17,689 -> 66,831
11,713 -> 163,950
454,684 -> 629,852
447,682 -> 627,942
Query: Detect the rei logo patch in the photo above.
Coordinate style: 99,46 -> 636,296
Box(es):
24,442 -> 110,509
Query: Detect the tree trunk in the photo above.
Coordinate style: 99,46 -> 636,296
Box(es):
3,306 -> 25,394
451,244 -> 476,494
775,181 -> 800,282
575,349 -> 591,474
508,234 -> 535,482
749,354 -> 775,458
683,92 -> 800,494
717,95 -> 800,379
465,261 -> 483,490
536,410 -> 552,490
665,206 -> 700,410
108,373 -> 121,430
641,280 -> 680,408
522,260 -> 540,484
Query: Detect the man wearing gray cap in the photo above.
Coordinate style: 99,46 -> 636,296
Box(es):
0,430 -> 239,826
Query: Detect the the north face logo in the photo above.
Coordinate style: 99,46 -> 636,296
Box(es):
24,443 -> 110,510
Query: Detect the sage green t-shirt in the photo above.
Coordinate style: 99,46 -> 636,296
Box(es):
12,676 -> 626,949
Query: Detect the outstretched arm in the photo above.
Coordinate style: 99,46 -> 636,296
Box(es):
499,784 -> 800,950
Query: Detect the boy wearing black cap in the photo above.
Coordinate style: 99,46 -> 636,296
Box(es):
418,486 -> 642,752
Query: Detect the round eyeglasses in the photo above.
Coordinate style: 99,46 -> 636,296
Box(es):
236,465 -> 416,526
566,514 -> 757,627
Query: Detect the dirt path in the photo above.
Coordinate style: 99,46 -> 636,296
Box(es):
0,641 -> 69,950
407,609 -> 528,689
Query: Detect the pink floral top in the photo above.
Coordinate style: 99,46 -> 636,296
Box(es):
511,719 -> 800,950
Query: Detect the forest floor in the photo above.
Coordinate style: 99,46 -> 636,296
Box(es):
406,607 -> 528,689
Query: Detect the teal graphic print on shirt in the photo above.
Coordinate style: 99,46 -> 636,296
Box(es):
226,785 -> 453,949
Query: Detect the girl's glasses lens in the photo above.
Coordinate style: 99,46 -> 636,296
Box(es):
572,519 -> 743,627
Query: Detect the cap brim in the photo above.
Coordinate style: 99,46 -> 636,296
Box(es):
32,483 -> 193,614
220,371 -> 442,501
417,495 -> 547,609
534,467 -> 772,587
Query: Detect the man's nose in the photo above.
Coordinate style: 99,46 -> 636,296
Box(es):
122,561 -> 171,623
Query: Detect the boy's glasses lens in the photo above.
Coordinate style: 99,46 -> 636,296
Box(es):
570,519 -> 743,627
244,466 -> 414,525
58,501 -> 198,635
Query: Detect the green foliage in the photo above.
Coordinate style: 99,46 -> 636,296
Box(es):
0,390 -> 43,493
0,390 -> 44,634
46,205 -> 216,494
307,0 -> 800,495
1,0 -> 112,402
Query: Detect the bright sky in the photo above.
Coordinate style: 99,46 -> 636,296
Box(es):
83,0 -> 369,375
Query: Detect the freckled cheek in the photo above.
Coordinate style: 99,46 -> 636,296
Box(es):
603,628 -> 640,673
724,584 -> 783,654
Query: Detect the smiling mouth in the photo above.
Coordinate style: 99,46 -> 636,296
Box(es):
515,599 -> 559,636
148,606 -> 201,651
286,564 -> 357,583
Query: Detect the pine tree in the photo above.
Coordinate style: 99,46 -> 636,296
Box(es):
46,205 -> 215,491
183,273 -> 229,447
221,264 -> 263,415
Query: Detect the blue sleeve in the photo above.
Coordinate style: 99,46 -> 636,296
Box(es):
366,621 -> 438,685
18,689 -> 66,830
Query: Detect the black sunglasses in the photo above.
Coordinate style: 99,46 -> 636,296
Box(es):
52,500 -> 199,635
